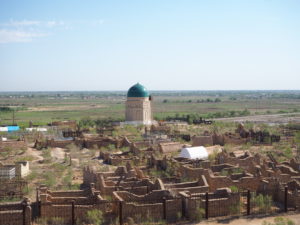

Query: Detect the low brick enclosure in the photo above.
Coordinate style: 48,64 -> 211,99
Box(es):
34,136 -> 128,149
39,184 -> 113,223
180,188 -> 240,218
0,198 -> 31,225
0,140 -> 26,151
3,129 -> 300,224
4,153 -> 300,225
114,190 -> 182,222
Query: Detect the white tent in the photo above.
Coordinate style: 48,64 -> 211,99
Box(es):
179,146 -> 208,160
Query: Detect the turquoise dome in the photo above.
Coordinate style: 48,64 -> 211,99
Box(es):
127,83 -> 149,98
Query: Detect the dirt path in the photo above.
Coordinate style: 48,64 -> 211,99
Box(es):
26,147 -> 44,162
214,112 -> 300,124
195,214 -> 300,225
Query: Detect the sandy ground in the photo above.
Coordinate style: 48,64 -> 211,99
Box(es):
50,147 -> 65,162
26,147 -> 44,162
214,112 -> 300,124
195,214 -> 300,225
26,104 -> 105,111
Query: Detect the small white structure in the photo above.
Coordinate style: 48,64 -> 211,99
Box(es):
0,127 -> 8,132
26,127 -> 48,132
16,161 -> 30,177
1,137 -> 7,141
179,146 -> 208,160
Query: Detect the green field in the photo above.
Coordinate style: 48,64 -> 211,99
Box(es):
0,90 -> 300,127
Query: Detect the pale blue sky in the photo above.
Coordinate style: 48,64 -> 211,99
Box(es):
0,0 -> 299,91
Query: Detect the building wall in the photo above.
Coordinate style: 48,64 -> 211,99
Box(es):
125,97 -> 152,124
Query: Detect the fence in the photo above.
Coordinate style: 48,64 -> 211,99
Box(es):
38,189 -> 292,225
0,188 -> 295,225
0,199 -> 31,225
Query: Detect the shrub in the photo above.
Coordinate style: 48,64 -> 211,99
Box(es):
253,194 -> 272,212
43,172 -> 56,187
229,202 -> 240,214
34,217 -> 48,225
229,185 -> 239,193
191,207 -> 205,222
35,217 -> 66,225
86,209 -> 104,225
126,217 -> 135,225
42,148 -> 52,163
48,217 -> 66,225
283,147 -> 293,159
262,217 -> 295,225
208,150 -> 218,162
220,169 -> 229,176
0,197 -> 22,203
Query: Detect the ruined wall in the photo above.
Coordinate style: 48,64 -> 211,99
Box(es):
158,142 -> 182,154
0,178 -> 27,199
216,152 -> 261,174
0,140 -> 26,151
289,159 -> 300,172
179,165 -> 207,179
46,139 -> 74,148
192,136 -> 213,147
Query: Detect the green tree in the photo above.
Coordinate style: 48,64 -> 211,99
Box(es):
78,117 -> 94,128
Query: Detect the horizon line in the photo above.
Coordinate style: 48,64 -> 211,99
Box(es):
0,89 -> 300,93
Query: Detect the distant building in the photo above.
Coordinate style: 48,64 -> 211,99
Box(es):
125,83 -> 153,125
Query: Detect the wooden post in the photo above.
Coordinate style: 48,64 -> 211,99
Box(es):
163,197 -> 167,220
36,187 -> 39,217
119,201 -> 123,225
71,200 -> 75,225
285,186 -> 288,212
205,192 -> 209,219
181,196 -> 186,219
247,190 -> 251,216
22,203 -> 26,225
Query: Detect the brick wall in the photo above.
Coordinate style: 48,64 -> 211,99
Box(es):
0,140 -> 26,151
0,199 -> 31,225
192,136 -> 214,147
